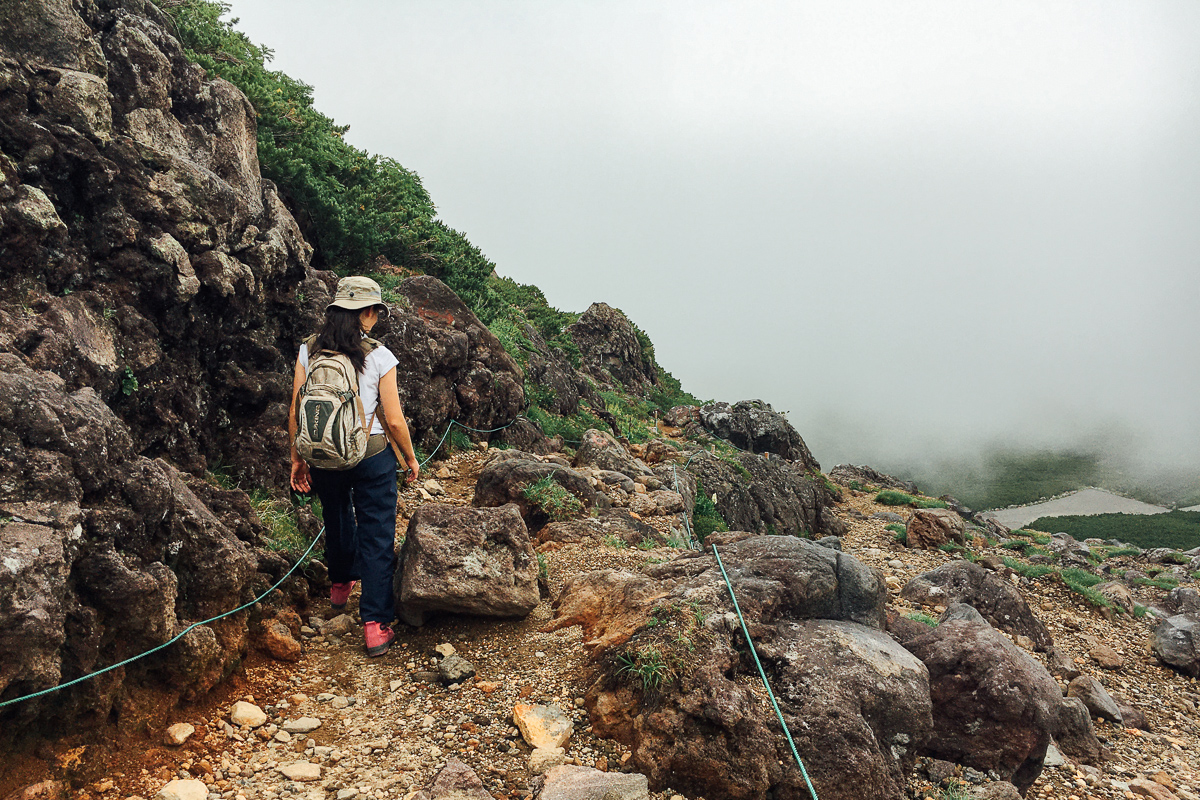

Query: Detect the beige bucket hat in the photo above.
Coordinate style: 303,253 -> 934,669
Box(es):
328,276 -> 387,312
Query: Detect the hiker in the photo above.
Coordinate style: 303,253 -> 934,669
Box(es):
289,276 -> 421,657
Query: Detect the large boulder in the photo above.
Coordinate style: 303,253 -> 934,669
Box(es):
1151,614 -> 1200,678
905,620 -> 1062,794
0,358 -> 261,741
565,303 -> 658,393
473,454 -> 595,528
904,509 -> 966,550
697,400 -> 819,469
901,561 -> 1053,651
686,450 -> 842,539
1066,676 -> 1122,725
395,503 -> 539,627
548,537 -> 922,800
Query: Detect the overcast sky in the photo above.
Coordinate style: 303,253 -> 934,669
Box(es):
229,0 -> 1200,473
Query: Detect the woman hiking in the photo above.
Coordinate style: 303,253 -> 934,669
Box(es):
289,276 -> 421,657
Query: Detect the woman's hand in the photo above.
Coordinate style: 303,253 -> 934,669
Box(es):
404,455 -> 420,484
290,458 -> 311,493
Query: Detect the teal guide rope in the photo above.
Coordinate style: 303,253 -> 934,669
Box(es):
712,543 -> 820,800
0,415 -> 523,711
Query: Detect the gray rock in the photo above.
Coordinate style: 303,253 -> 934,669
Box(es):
473,457 -> 595,525
282,717 -> 321,734
565,302 -> 659,395
572,428 -> 653,479
276,763 -> 321,782
1053,697 -> 1102,765
410,757 -> 492,800
536,765 -> 649,800
1066,676 -> 1123,725
1152,613 -> 1200,677
968,782 -> 1023,799
939,603 -> 987,626
815,536 -> 842,551
437,654 -> 476,685
873,512 -> 905,523
901,560 -> 1053,651
395,504 -> 539,627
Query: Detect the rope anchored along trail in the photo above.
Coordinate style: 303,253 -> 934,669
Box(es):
712,542 -> 820,800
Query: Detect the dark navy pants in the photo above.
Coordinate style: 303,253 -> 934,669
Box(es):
310,447 -> 398,625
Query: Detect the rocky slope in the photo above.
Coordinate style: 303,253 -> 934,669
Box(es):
3,442 -> 1199,800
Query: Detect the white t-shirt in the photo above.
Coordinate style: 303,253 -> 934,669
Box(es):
298,342 -> 399,435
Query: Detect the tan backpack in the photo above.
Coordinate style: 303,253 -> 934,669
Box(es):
294,341 -> 377,470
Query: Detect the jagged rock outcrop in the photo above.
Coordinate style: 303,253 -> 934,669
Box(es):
0,0 -> 525,738
1152,614 -> 1200,678
565,303 -> 657,394
515,321 -> 603,419
686,450 -> 844,538
372,277 -> 525,452
697,400 -> 819,469
828,464 -> 918,494
548,536 -> 926,800
0,357 -> 266,741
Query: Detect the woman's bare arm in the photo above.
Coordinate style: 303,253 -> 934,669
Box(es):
377,367 -> 420,483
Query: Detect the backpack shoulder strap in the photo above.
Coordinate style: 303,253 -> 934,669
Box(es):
361,336 -> 382,356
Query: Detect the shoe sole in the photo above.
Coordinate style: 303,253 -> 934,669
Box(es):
366,642 -> 391,657
331,602 -> 347,612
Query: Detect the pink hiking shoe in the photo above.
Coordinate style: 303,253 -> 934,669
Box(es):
364,621 -> 395,657
330,581 -> 356,611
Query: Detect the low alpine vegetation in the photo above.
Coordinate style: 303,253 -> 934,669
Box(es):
521,475 -> 584,522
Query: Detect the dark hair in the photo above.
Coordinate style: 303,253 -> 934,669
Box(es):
312,307 -> 367,373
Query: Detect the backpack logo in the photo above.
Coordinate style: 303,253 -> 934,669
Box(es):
294,352 -> 373,470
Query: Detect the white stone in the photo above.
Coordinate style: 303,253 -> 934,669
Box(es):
389,680 -> 404,692
274,730 -> 293,743
529,747 -> 567,775
155,779 -> 208,800
230,701 -> 268,728
434,643 -> 456,658
164,723 -> 195,746
277,762 -> 322,781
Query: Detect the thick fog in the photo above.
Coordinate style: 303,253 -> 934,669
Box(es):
228,1 -> 1200,479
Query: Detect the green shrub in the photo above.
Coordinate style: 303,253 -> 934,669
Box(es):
905,612 -> 940,628
692,479 -> 729,543
1132,575 -> 1179,590
521,475 -> 584,522
154,0 -> 498,310
876,490 -> 915,506
913,497 -> 948,509
884,523 -> 907,536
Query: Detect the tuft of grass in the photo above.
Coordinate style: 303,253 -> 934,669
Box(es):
1132,575 -> 1179,591
602,534 -> 628,549
1133,604 -> 1149,618
913,498 -> 948,509
616,647 -> 670,693
938,542 -> 964,553
537,552 -> 548,581
249,489 -> 311,563
876,490 -> 915,506
905,612 -> 940,628
884,523 -> 907,536
522,474 -> 584,521
636,537 -> 659,551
